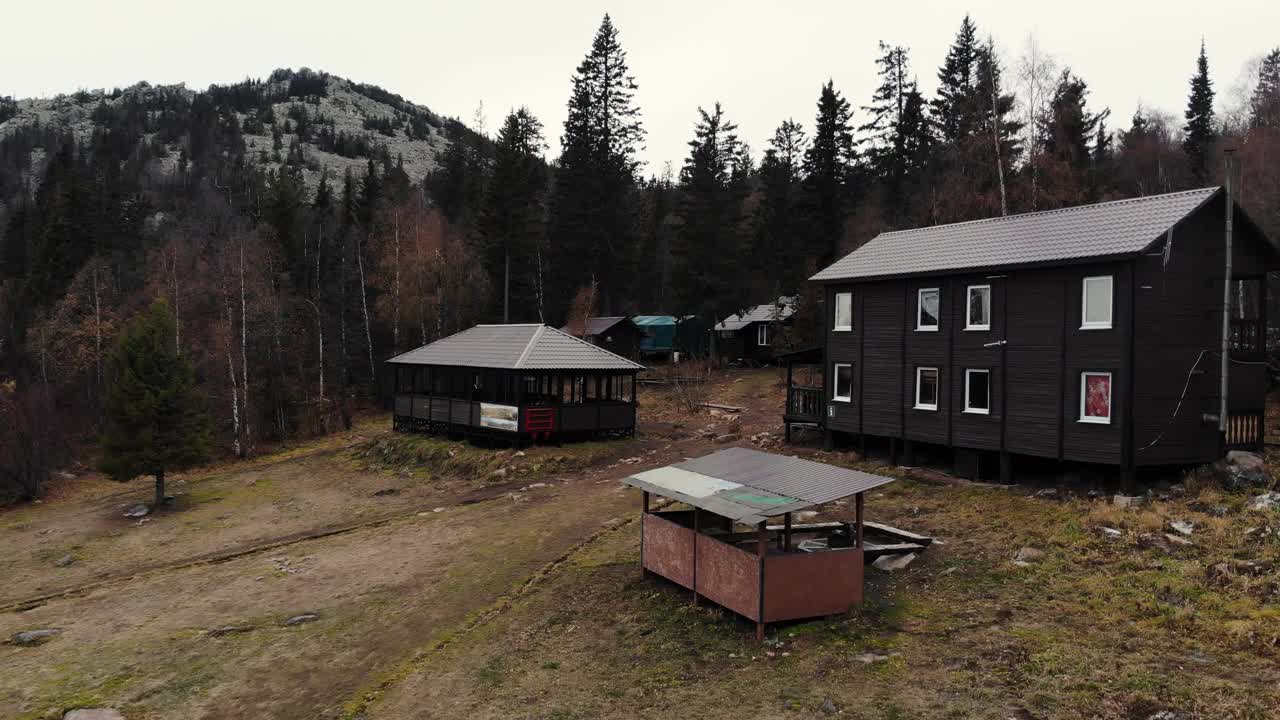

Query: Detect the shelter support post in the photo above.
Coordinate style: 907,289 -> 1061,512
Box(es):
640,491 -> 649,579
999,451 -> 1012,484
756,521 -> 767,642
783,512 -> 792,551
692,509 -> 700,606
855,492 -> 864,549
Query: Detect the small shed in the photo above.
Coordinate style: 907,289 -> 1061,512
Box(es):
559,316 -> 642,359
622,447 -> 896,639
714,297 -> 796,364
633,315 -> 678,356
388,324 -> 646,443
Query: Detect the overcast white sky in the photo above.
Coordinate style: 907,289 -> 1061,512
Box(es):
4,1 -> 1278,172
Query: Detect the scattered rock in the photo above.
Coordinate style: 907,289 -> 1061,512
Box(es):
206,625 -> 254,637
1099,527 -> 1123,538
491,468 -> 508,479
1033,488 -> 1059,499
1086,489 -> 1104,500
1169,520 -> 1195,536
1227,450 -> 1266,471
283,613 -> 319,627
1113,494 -> 1142,509
713,433 -> 740,444
819,698 -> 838,715
619,456 -> 642,464
725,415 -> 742,430
1208,559 -> 1274,580
872,553 -> 917,571
12,629 -> 61,646
122,504 -> 149,518
433,507 -> 447,513
1248,492 -> 1280,512
1138,533 -> 1175,553
372,488 -> 399,497
1013,547 -> 1045,564
525,482 -> 548,489
852,652 -> 895,663
63,710 -> 125,720
1163,532 -> 1194,547
1146,711 -> 1191,720
53,554 -> 75,568
515,450 -> 527,458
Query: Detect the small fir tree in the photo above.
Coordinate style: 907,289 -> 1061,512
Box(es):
100,300 -> 212,507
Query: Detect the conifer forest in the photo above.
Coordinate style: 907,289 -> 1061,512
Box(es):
3,14 -> 1280,499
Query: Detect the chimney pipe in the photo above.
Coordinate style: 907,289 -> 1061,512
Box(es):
1219,151 -> 1237,442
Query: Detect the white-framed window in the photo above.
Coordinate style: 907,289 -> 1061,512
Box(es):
916,288 -> 940,331
966,285 -> 991,330
833,292 -> 852,331
1081,275 -> 1113,329
833,363 -> 853,402
1079,371 -> 1112,424
915,367 -> 939,410
964,369 -> 990,414
757,323 -> 769,346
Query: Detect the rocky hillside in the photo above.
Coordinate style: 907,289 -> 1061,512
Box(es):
0,68 -> 459,196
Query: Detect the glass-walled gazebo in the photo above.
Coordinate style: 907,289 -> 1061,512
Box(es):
387,324 -> 646,442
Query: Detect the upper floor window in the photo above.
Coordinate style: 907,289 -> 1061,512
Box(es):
834,292 -> 852,331
757,323 -> 769,346
917,288 -> 940,331
966,285 -> 991,330
1081,275 -> 1113,329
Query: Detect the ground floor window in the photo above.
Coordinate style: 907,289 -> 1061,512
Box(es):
915,367 -> 939,410
833,363 -> 853,401
757,323 -> 769,346
1080,372 -> 1112,424
964,369 -> 990,414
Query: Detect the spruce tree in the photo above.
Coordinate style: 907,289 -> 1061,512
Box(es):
754,120 -> 808,293
481,107 -> 547,322
548,14 -> 645,319
931,15 -> 981,143
1250,48 -> 1280,129
1041,69 -> 1106,171
673,103 -> 748,320
101,300 -> 212,508
802,81 -> 858,269
1182,40 -> 1216,183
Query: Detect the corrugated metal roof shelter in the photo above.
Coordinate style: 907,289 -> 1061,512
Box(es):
811,187 -> 1220,281
622,447 -> 893,524
387,324 -> 643,443
627,448 -> 898,640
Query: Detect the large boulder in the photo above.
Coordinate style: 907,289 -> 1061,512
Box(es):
12,629 -> 61,646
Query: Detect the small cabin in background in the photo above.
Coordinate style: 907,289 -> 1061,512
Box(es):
803,187 -> 1278,482
714,297 -> 796,365
633,315 -> 711,360
559,316 -> 642,359
388,324 -> 645,443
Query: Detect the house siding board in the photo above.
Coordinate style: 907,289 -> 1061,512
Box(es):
860,282 -> 905,437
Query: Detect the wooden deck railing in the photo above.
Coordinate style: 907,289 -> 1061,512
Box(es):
786,386 -> 825,422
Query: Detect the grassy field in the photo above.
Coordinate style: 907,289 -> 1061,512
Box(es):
4,370 -> 1280,719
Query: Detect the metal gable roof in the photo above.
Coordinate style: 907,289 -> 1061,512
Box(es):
715,297 -> 797,331
386,324 -> 645,371
622,447 -> 896,525
559,316 -> 629,337
810,187 -> 1221,282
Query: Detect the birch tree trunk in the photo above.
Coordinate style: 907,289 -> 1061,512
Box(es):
988,40 -> 1008,217
356,232 -> 375,390
224,287 -> 242,458
239,236 -> 252,456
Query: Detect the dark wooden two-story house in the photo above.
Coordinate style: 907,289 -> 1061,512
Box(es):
804,187 -> 1277,482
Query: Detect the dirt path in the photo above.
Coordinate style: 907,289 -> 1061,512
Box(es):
0,370 -> 786,720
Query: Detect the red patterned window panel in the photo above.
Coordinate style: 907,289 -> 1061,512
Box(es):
1082,373 -> 1111,422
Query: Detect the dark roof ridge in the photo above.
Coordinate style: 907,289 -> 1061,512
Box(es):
878,186 -> 1220,240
